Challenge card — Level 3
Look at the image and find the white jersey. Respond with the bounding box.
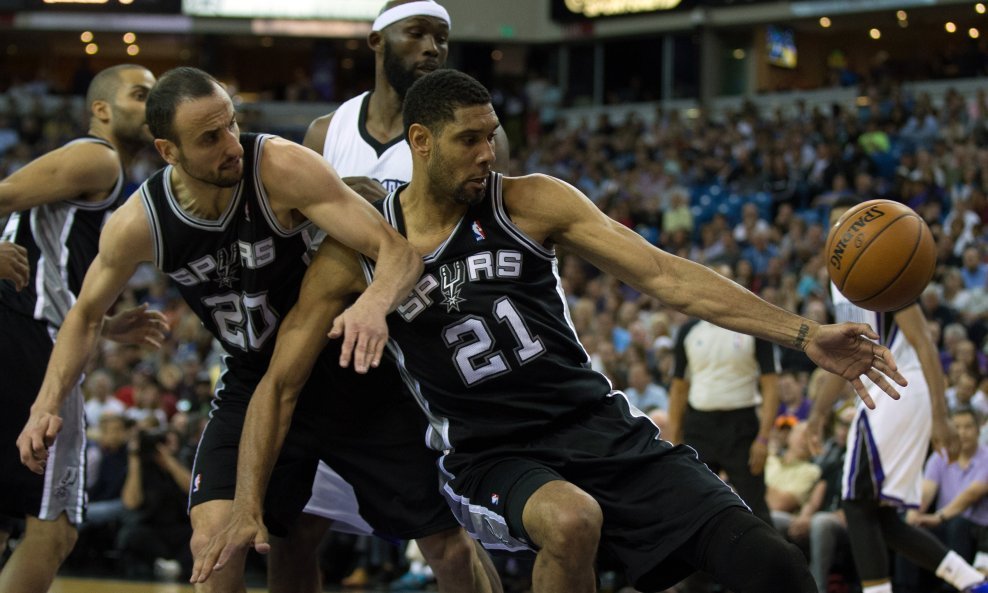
[830,283,922,375]
[831,282,931,507]
[322,91,412,194]
[306,90,416,533]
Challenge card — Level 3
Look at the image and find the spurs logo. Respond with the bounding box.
[440,261,466,312]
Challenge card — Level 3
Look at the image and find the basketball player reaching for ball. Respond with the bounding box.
[0,64,168,593]
[16,67,493,593]
[195,70,909,593]
[268,2,506,592]
[808,195,987,593]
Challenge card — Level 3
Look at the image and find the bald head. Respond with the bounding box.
[86,64,150,109]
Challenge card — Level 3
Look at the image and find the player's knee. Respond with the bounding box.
[26,516,78,561]
[734,523,814,593]
[417,528,474,576]
[536,497,602,555]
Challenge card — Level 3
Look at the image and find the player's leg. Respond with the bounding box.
[871,504,985,592]
[189,499,248,593]
[0,514,76,593]
[267,513,332,593]
[416,526,502,593]
[522,480,602,593]
[677,506,816,593]
[0,311,84,593]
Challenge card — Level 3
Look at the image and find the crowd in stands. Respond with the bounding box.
[1,70,988,592]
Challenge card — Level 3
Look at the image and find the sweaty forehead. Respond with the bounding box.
[174,91,232,132]
[450,104,498,128]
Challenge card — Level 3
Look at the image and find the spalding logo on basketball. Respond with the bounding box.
[826,199,936,312]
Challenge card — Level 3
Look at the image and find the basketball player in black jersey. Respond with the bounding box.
[1,64,167,593]
[288,2,503,592]
[194,70,910,593]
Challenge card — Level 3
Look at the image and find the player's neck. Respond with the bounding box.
[87,127,137,169]
[168,167,236,221]
[366,81,405,143]
[398,182,467,251]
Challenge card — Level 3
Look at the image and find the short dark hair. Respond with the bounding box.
[146,67,222,143]
[403,69,491,141]
[952,405,981,426]
[86,64,147,108]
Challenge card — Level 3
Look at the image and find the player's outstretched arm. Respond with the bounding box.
[896,303,958,459]
[0,141,121,216]
[191,236,367,584]
[503,174,905,407]
[261,137,422,374]
[16,196,152,474]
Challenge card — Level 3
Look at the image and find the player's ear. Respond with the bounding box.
[368,31,383,53]
[91,100,111,125]
[407,123,432,157]
[154,138,179,166]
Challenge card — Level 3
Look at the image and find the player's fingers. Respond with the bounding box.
[191,546,217,583]
[254,528,270,555]
[869,356,906,389]
[867,369,900,401]
[337,324,356,369]
[45,417,62,444]
[352,333,373,374]
[849,378,877,410]
[328,314,345,340]
[856,323,879,341]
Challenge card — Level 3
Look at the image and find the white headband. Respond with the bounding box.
[372,1,451,32]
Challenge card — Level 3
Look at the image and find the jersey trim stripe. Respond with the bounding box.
[489,173,554,261]
[252,135,313,238]
[140,183,165,269]
[162,165,243,230]
[63,137,124,211]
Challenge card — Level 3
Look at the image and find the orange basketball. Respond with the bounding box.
[825,199,936,312]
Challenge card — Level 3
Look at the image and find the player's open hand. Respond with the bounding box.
[16,408,63,474]
[328,298,389,374]
[803,322,906,409]
[102,303,169,348]
[190,508,270,584]
[0,241,29,291]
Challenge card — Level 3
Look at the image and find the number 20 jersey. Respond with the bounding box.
[366,172,612,453]
[140,134,313,377]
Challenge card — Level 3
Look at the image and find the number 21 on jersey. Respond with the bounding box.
[442,296,545,386]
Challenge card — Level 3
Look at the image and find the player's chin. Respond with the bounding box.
[453,186,485,205]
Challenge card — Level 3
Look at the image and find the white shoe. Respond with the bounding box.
[153,557,182,581]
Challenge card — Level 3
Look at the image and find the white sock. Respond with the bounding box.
[936,550,985,590]
[862,583,893,593]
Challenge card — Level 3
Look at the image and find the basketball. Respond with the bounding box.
[826,199,937,312]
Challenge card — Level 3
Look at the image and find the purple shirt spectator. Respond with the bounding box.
[924,444,988,527]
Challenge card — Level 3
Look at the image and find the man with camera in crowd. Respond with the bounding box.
[118,426,191,579]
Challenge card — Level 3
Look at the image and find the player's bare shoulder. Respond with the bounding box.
[501,173,582,241]
[302,111,337,154]
[99,192,154,265]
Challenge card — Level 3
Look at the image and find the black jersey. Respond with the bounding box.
[365,172,612,453]
[140,134,314,376]
[0,136,124,327]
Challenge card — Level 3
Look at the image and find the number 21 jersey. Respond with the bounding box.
[367,172,612,453]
